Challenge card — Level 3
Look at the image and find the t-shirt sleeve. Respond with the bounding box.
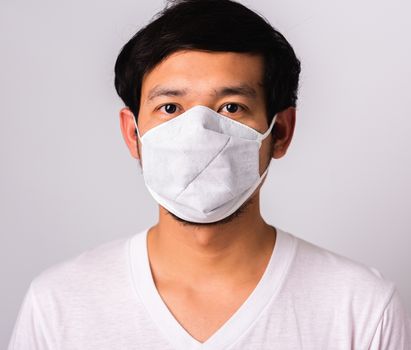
[7,283,53,350]
[369,287,411,349]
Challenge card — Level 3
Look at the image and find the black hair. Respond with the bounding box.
[114,0,301,128]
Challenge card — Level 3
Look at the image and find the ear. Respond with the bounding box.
[119,107,141,160]
[271,106,296,159]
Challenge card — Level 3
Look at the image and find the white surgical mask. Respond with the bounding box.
[133,105,277,223]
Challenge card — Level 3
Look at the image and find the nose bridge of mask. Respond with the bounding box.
[132,105,277,145]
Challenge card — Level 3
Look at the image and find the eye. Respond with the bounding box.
[220,103,245,114]
[158,103,179,114]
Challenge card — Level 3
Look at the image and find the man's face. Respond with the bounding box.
[139,50,274,173]
[133,50,276,225]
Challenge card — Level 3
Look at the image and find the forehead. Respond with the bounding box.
[141,50,265,99]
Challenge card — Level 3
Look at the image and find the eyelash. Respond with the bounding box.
[157,103,247,115]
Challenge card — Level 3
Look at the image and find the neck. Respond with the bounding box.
[146,192,277,291]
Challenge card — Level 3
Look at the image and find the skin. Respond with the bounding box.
[119,50,295,342]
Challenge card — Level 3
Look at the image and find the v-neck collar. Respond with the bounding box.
[128,226,297,350]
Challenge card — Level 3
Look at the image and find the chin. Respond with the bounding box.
[165,196,254,227]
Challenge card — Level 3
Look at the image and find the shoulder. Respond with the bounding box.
[29,234,133,304]
[289,232,394,290]
[284,231,397,322]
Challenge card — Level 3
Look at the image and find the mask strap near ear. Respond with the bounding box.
[131,116,143,174]
[256,113,278,145]
[132,115,142,140]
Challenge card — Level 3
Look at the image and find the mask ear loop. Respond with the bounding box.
[132,115,142,141]
[256,113,278,148]
[256,113,278,181]
[132,115,143,174]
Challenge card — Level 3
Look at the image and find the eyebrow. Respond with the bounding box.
[146,83,258,102]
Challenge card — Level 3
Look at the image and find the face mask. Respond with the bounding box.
[133,105,277,223]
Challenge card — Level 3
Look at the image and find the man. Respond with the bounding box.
[8,0,411,349]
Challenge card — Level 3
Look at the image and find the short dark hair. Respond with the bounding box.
[114,0,301,128]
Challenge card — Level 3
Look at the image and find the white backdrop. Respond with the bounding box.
[1,0,410,347]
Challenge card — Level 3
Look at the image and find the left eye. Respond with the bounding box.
[159,103,178,114]
[220,103,244,114]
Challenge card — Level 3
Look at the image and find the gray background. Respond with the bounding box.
[1,0,410,346]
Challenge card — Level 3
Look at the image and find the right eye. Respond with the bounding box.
[159,103,179,114]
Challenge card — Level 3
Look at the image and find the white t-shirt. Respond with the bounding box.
[8,227,411,349]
